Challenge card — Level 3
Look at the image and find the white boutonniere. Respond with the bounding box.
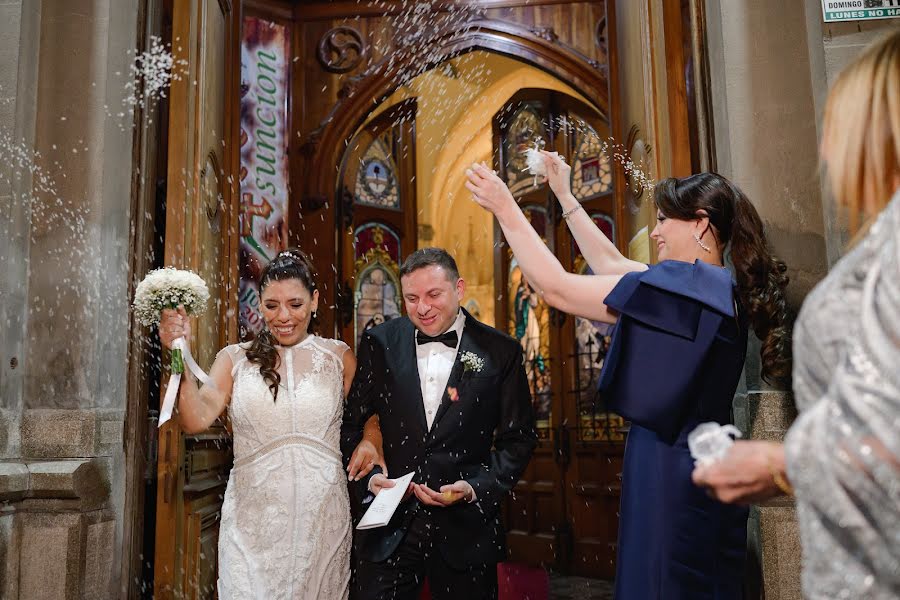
[460,351,485,374]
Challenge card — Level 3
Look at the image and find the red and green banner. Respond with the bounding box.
[239,16,291,336]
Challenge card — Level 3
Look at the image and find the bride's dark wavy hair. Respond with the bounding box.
[654,173,793,386]
[246,248,319,402]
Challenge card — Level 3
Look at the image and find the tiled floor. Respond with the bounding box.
[549,575,615,600]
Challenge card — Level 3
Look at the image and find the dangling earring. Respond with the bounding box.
[694,232,711,253]
[312,310,317,319]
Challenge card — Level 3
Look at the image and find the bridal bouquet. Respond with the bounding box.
[133,267,212,427]
[133,267,209,373]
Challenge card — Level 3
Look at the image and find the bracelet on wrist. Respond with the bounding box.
[767,455,794,497]
[561,204,583,220]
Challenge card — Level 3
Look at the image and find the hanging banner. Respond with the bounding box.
[239,17,291,336]
[822,0,900,22]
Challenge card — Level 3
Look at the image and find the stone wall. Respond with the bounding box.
[0,1,140,598]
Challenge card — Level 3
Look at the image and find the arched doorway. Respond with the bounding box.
[291,10,620,341]
[333,45,627,576]
[141,0,712,595]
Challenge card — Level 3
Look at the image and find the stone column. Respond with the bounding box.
[734,392,803,600]
[704,0,834,597]
[0,0,140,598]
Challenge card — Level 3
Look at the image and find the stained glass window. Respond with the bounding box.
[572,212,616,257]
[353,223,402,346]
[569,115,613,201]
[574,262,626,442]
[503,103,550,198]
[354,222,400,262]
[354,133,400,209]
[570,211,624,441]
[507,207,552,440]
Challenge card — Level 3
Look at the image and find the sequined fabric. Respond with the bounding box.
[217,336,352,599]
[785,190,900,599]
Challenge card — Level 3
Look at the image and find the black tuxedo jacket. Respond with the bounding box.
[341,308,537,568]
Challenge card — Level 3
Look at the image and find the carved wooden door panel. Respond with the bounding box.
[155,0,240,597]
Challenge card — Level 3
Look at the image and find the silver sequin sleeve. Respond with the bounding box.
[784,192,900,599]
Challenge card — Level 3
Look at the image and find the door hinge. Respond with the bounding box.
[553,422,571,468]
[555,519,575,571]
[144,409,159,483]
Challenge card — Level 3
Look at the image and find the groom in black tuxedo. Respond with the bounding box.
[342,247,537,600]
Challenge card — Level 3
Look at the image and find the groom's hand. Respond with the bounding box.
[413,481,475,507]
[370,474,414,500]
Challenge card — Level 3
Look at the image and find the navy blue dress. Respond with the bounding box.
[598,260,749,600]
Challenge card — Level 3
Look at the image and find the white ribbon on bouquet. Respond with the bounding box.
[159,336,213,427]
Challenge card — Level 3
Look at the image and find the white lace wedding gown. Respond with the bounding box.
[217,336,351,599]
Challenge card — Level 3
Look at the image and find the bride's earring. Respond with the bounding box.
[694,232,711,253]
[312,310,317,319]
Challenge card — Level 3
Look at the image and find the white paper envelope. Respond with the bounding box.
[356,472,416,530]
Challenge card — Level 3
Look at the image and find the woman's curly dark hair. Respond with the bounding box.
[654,173,793,387]
[246,248,319,401]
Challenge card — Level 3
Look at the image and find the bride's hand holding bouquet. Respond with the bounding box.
[159,305,192,360]
[133,267,211,426]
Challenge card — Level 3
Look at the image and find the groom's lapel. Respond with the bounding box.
[430,314,479,432]
[391,318,428,433]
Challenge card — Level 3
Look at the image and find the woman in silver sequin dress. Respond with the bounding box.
[693,30,900,599]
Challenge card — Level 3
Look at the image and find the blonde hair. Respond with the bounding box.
[822,29,900,232]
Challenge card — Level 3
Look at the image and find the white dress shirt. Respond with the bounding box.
[369,310,475,502]
[416,310,466,430]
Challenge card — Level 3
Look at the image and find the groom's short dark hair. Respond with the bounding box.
[399,247,460,281]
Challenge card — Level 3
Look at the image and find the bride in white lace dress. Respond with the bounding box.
[159,249,384,600]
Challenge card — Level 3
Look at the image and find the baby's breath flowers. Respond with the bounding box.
[133,267,209,373]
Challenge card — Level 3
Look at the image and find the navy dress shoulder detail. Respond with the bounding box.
[603,260,749,600]
[599,260,739,443]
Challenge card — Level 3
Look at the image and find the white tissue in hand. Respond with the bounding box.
[688,422,742,466]
[524,147,547,177]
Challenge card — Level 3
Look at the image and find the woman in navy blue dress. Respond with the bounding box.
[466,160,791,599]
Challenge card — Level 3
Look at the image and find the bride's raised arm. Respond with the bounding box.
[159,306,233,434]
[540,151,645,276]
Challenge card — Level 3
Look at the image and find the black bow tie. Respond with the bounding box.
[416,330,458,348]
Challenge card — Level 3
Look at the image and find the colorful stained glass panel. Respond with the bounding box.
[355,134,400,209]
[507,206,552,439]
[574,262,626,442]
[569,115,613,201]
[353,223,402,346]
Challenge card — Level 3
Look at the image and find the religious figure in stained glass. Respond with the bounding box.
[356,265,401,346]
[508,257,552,439]
[354,224,402,347]
[514,277,543,370]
